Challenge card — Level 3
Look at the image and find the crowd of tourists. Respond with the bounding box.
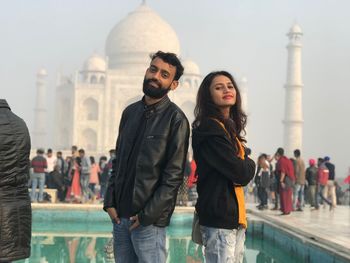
[29,146,115,204]
[29,143,348,216]
[29,143,348,217]
[29,145,201,206]
[251,148,346,214]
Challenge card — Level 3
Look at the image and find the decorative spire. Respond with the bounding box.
[142,0,146,5]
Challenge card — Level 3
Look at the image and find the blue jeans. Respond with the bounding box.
[200,225,246,263]
[113,218,167,263]
[31,172,45,202]
[293,184,305,209]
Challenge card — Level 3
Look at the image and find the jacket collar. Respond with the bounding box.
[0,99,10,110]
[142,95,170,118]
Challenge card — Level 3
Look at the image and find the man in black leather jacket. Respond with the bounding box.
[0,99,31,262]
[103,51,190,263]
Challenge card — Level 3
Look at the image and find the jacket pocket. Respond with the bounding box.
[146,134,167,139]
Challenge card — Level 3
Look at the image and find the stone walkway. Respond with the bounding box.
[246,203,350,259]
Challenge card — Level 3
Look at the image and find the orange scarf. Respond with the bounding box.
[234,138,247,229]
[212,119,248,229]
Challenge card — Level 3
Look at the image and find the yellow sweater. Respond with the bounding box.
[234,138,247,229]
[212,119,247,229]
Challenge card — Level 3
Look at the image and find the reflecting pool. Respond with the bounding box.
[14,211,347,263]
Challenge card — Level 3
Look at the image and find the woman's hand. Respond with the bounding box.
[129,215,140,231]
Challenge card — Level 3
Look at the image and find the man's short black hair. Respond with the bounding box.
[78,149,85,154]
[109,149,116,154]
[150,51,184,81]
[275,147,284,156]
[294,149,301,157]
[37,148,44,154]
[47,148,53,154]
[100,156,108,161]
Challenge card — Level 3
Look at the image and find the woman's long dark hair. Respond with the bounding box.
[192,71,247,143]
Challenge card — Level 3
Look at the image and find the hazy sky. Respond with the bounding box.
[1,0,350,178]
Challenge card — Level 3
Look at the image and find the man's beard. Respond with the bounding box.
[143,78,171,99]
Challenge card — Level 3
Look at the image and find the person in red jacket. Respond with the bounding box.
[316,158,331,209]
[30,148,48,202]
[274,147,295,215]
[187,156,198,205]
[187,157,197,188]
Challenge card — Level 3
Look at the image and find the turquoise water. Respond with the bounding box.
[15,211,347,263]
[17,232,295,263]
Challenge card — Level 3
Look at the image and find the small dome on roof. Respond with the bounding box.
[182,59,200,75]
[288,23,302,35]
[83,54,106,72]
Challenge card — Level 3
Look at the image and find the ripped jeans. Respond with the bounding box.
[200,225,246,263]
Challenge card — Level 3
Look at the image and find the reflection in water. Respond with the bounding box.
[256,251,273,263]
[16,227,305,263]
[103,238,114,262]
[16,234,301,263]
[23,236,112,263]
[22,235,289,263]
[168,238,204,263]
[18,236,206,263]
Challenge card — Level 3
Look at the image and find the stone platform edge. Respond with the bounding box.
[247,208,350,261]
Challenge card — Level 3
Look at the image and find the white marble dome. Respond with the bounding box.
[105,3,181,69]
[182,59,200,75]
[289,23,302,35]
[83,54,106,72]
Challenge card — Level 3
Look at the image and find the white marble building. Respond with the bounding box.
[36,3,302,157]
[53,3,201,154]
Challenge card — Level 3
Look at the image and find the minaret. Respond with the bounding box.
[33,69,48,148]
[283,23,303,156]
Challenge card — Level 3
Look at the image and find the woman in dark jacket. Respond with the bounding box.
[0,99,31,262]
[192,71,255,263]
